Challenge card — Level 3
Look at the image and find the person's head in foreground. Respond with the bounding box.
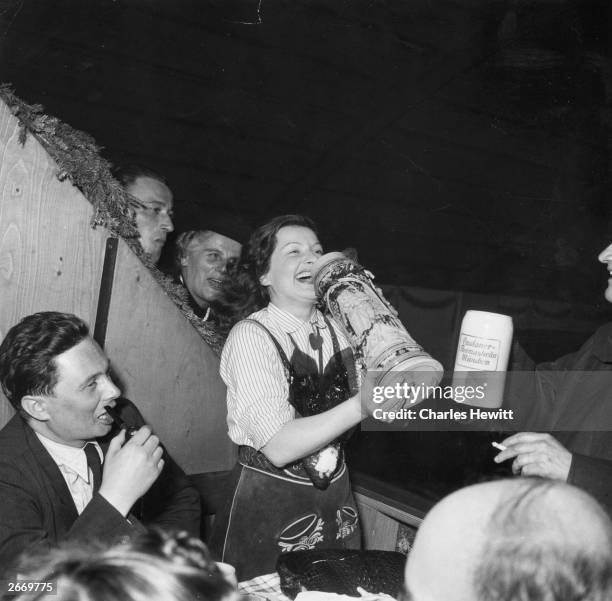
[115,165,174,265]
[14,529,236,601]
[129,527,236,585]
[403,478,612,601]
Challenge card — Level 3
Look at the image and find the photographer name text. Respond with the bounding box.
[371,406,515,422]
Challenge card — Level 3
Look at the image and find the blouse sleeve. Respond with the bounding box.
[220,320,295,450]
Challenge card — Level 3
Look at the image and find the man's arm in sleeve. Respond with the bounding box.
[568,453,612,515]
[504,343,583,431]
[142,451,201,537]
[0,462,140,578]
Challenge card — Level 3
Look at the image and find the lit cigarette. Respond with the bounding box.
[492,441,507,451]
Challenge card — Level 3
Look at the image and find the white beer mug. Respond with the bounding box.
[452,310,513,408]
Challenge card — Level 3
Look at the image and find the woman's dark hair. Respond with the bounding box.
[212,214,317,336]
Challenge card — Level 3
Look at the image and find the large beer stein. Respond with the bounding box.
[312,252,443,410]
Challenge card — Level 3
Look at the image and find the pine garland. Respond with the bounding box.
[0,85,224,355]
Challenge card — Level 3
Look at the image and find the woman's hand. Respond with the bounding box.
[261,393,363,467]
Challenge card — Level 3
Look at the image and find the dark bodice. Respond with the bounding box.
[239,316,357,489]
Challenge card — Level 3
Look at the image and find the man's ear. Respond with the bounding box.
[20,395,51,422]
[180,255,189,267]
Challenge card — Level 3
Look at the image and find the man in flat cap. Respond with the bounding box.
[174,213,250,323]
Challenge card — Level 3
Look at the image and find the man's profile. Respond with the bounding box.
[115,165,174,265]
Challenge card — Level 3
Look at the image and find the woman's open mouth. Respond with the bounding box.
[296,271,312,284]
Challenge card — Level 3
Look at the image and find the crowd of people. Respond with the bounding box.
[0,164,611,599]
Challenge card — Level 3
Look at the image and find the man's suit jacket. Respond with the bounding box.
[570,453,612,515]
[0,399,200,576]
[506,323,612,514]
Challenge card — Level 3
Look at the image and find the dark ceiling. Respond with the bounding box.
[0,0,610,305]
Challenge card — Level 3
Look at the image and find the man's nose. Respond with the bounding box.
[216,258,232,275]
[101,375,121,401]
[160,214,174,232]
[598,243,612,263]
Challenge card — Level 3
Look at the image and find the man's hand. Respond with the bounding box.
[98,426,164,516]
[494,432,572,481]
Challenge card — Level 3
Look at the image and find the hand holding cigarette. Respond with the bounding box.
[492,432,572,481]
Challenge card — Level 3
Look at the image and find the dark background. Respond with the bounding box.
[2,0,611,507]
[1,0,610,310]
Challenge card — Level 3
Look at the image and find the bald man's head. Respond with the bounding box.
[404,479,612,601]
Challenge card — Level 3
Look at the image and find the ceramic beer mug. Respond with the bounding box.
[452,310,513,408]
[312,252,443,413]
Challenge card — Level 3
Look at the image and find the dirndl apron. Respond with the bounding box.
[211,317,361,580]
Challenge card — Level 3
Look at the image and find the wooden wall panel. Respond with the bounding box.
[103,240,235,474]
[354,490,422,551]
[0,101,107,428]
[0,98,233,476]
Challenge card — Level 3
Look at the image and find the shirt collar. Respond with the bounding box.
[186,291,211,321]
[36,433,102,484]
[267,302,327,334]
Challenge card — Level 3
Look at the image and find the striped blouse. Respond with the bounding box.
[220,303,354,449]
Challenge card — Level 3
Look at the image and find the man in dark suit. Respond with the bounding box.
[494,239,612,513]
[0,311,200,576]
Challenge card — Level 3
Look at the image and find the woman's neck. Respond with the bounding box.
[270,299,315,322]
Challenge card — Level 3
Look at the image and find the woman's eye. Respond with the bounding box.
[314,248,323,255]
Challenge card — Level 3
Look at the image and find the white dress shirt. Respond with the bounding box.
[36,433,103,514]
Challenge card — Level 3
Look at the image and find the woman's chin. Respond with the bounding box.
[289,286,317,304]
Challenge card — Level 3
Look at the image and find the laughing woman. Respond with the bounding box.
[211,215,364,579]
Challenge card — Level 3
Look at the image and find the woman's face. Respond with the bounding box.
[260,225,323,313]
